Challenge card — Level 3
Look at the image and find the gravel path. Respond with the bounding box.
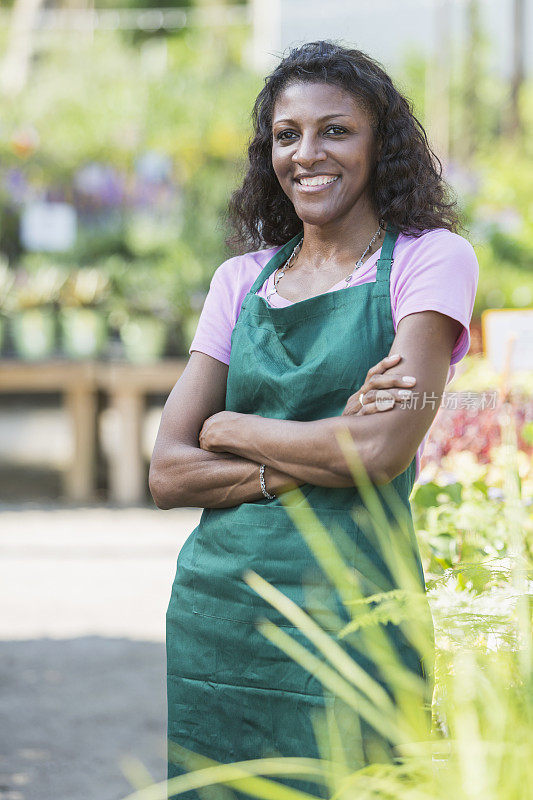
[0,505,202,800]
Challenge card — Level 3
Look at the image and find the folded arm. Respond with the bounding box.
[199,310,464,487]
[148,352,304,510]
[150,310,462,509]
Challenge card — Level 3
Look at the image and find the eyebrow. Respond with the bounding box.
[272,113,352,126]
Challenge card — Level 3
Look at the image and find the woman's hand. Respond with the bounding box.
[341,353,417,416]
[198,410,244,452]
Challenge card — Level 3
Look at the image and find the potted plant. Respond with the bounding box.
[58,267,109,359]
[107,258,178,363]
[6,261,65,360]
[0,259,15,356]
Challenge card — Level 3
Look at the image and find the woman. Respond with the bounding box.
[150,41,479,798]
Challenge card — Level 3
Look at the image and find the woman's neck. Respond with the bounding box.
[298,208,384,272]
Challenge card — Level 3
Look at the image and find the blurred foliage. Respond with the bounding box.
[465,140,533,314]
[412,354,533,598]
[0,23,260,355]
[413,443,533,592]
[399,44,532,317]
[0,14,531,360]
[0,1,249,11]
[0,26,256,178]
[449,353,533,395]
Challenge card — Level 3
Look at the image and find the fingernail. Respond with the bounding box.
[402,376,416,383]
[398,389,412,398]
[386,354,400,359]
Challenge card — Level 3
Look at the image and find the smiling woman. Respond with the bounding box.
[150,40,479,800]
[272,84,377,227]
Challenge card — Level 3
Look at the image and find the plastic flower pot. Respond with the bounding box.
[119,315,167,363]
[59,307,107,359]
[11,308,56,360]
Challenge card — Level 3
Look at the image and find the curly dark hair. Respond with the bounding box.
[226,40,463,251]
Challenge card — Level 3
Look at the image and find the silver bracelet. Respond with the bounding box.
[259,464,276,500]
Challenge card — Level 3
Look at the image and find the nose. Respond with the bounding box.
[291,132,327,169]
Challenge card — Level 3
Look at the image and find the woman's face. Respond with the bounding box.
[271,81,378,227]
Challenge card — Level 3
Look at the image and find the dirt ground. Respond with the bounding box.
[0,505,202,800]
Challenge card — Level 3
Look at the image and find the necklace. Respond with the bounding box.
[266,219,385,302]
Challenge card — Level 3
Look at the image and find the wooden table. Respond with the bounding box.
[97,360,186,504]
[0,359,187,504]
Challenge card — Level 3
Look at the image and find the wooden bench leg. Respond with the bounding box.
[107,389,145,505]
[64,386,97,503]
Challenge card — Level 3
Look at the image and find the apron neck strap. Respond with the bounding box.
[374,223,399,298]
[249,232,303,296]
[248,223,400,298]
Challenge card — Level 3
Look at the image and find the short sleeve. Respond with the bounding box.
[188,250,274,365]
[390,230,479,365]
[188,260,237,365]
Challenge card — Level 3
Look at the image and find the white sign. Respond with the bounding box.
[20,202,77,252]
[482,309,533,372]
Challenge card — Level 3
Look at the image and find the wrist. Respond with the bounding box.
[217,411,249,454]
[261,465,302,495]
[227,413,263,459]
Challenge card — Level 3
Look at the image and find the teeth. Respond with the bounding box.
[299,175,338,186]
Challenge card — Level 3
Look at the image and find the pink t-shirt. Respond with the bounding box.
[189,227,479,481]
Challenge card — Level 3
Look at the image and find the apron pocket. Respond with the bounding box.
[191,517,263,623]
[191,506,363,627]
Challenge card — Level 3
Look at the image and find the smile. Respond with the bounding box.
[295,175,340,192]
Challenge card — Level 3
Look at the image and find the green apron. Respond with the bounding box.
[166,224,434,799]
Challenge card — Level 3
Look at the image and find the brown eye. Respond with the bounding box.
[275,125,347,142]
[276,131,293,142]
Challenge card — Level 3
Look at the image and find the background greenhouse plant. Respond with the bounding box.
[0,22,532,361]
[117,406,532,800]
